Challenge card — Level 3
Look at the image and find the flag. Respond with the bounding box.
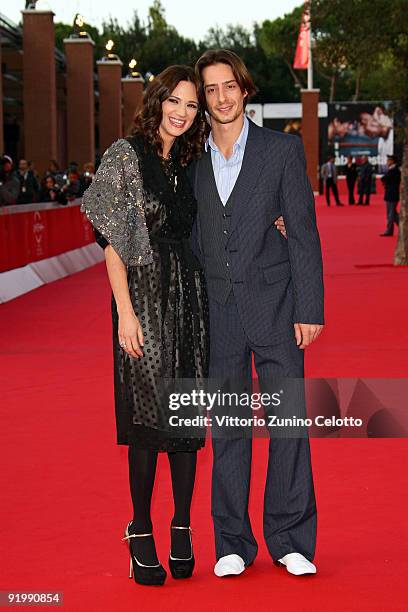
[293,7,310,70]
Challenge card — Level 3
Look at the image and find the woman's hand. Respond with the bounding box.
[103,245,144,359]
[118,311,144,359]
[274,215,287,238]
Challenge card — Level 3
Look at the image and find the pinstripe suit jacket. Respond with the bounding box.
[189,120,324,346]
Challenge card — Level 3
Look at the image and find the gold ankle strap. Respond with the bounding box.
[171,526,192,531]
[122,532,153,541]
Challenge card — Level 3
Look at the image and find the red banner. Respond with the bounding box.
[0,201,95,273]
[294,7,310,70]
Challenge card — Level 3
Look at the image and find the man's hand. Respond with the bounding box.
[274,215,287,238]
[294,323,323,349]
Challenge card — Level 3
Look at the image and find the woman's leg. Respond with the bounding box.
[128,445,159,564]
[168,451,197,557]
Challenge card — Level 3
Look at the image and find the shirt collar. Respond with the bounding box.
[205,115,249,154]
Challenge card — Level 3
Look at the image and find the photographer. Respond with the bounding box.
[60,170,82,201]
[47,160,65,187]
[80,162,95,194]
[0,155,20,206]
[40,175,67,205]
[17,159,40,204]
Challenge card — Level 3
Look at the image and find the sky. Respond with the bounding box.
[6,0,301,41]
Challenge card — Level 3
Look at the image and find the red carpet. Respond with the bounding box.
[1,187,407,611]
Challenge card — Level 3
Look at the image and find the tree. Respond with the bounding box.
[141,0,198,74]
[258,7,306,91]
[147,0,167,32]
[310,4,349,102]
[313,0,387,101]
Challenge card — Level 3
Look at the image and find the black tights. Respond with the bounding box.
[128,446,197,563]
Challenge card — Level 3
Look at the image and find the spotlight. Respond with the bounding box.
[71,13,90,39]
[75,13,84,28]
[102,39,120,61]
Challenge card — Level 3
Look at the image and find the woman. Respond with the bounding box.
[82,65,209,587]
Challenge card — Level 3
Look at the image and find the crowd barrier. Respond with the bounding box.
[0,199,97,272]
[0,200,104,302]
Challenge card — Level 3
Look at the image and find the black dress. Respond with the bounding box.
[92,135,209,451]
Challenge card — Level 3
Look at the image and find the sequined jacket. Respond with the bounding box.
[80,138,154,266]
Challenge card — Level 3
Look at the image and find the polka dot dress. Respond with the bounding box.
[111,136,209,451]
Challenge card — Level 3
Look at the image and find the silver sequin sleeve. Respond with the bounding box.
[80,138,153,266]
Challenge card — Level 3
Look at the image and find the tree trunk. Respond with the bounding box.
[394,111,408,265]
[285,59,305,89]
[352,69,361,101]
[329,74,336,102]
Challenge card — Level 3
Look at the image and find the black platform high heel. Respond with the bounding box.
[169,526,195,579]
[122,522,167,586]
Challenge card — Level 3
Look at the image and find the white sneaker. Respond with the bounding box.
[277,553,316,575]
[214,554,245,577]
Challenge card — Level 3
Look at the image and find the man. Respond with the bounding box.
[380,155,401,236]
[357,156,373,205]
[345,155,358,205]
[321,155,343,206]
[17,159,40,204]
[190,50,324,578]
[0,155,20,206]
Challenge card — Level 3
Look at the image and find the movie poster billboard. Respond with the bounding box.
[328,102,394,170]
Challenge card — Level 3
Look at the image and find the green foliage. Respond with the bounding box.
[54,21,101,54]
[148,0,168,33]
[98,13,147,71]
[258,7,306,93]
[258,6,303,67]
[53,0,408,104]
[378,0,408,104]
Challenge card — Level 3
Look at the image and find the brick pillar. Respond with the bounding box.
[97,59,122,153]
[0,41,4,154]
[64,37,95,167]
[301,89,320,194]
[122,77,144,137]
[22,10,57,175]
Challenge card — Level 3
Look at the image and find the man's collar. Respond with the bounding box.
[205,115,249,153]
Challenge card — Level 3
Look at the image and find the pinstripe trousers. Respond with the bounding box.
[209,292,317,565]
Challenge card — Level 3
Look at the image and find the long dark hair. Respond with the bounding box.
[131,65,206,166]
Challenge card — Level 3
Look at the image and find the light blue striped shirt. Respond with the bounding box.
[205,115,249,206]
